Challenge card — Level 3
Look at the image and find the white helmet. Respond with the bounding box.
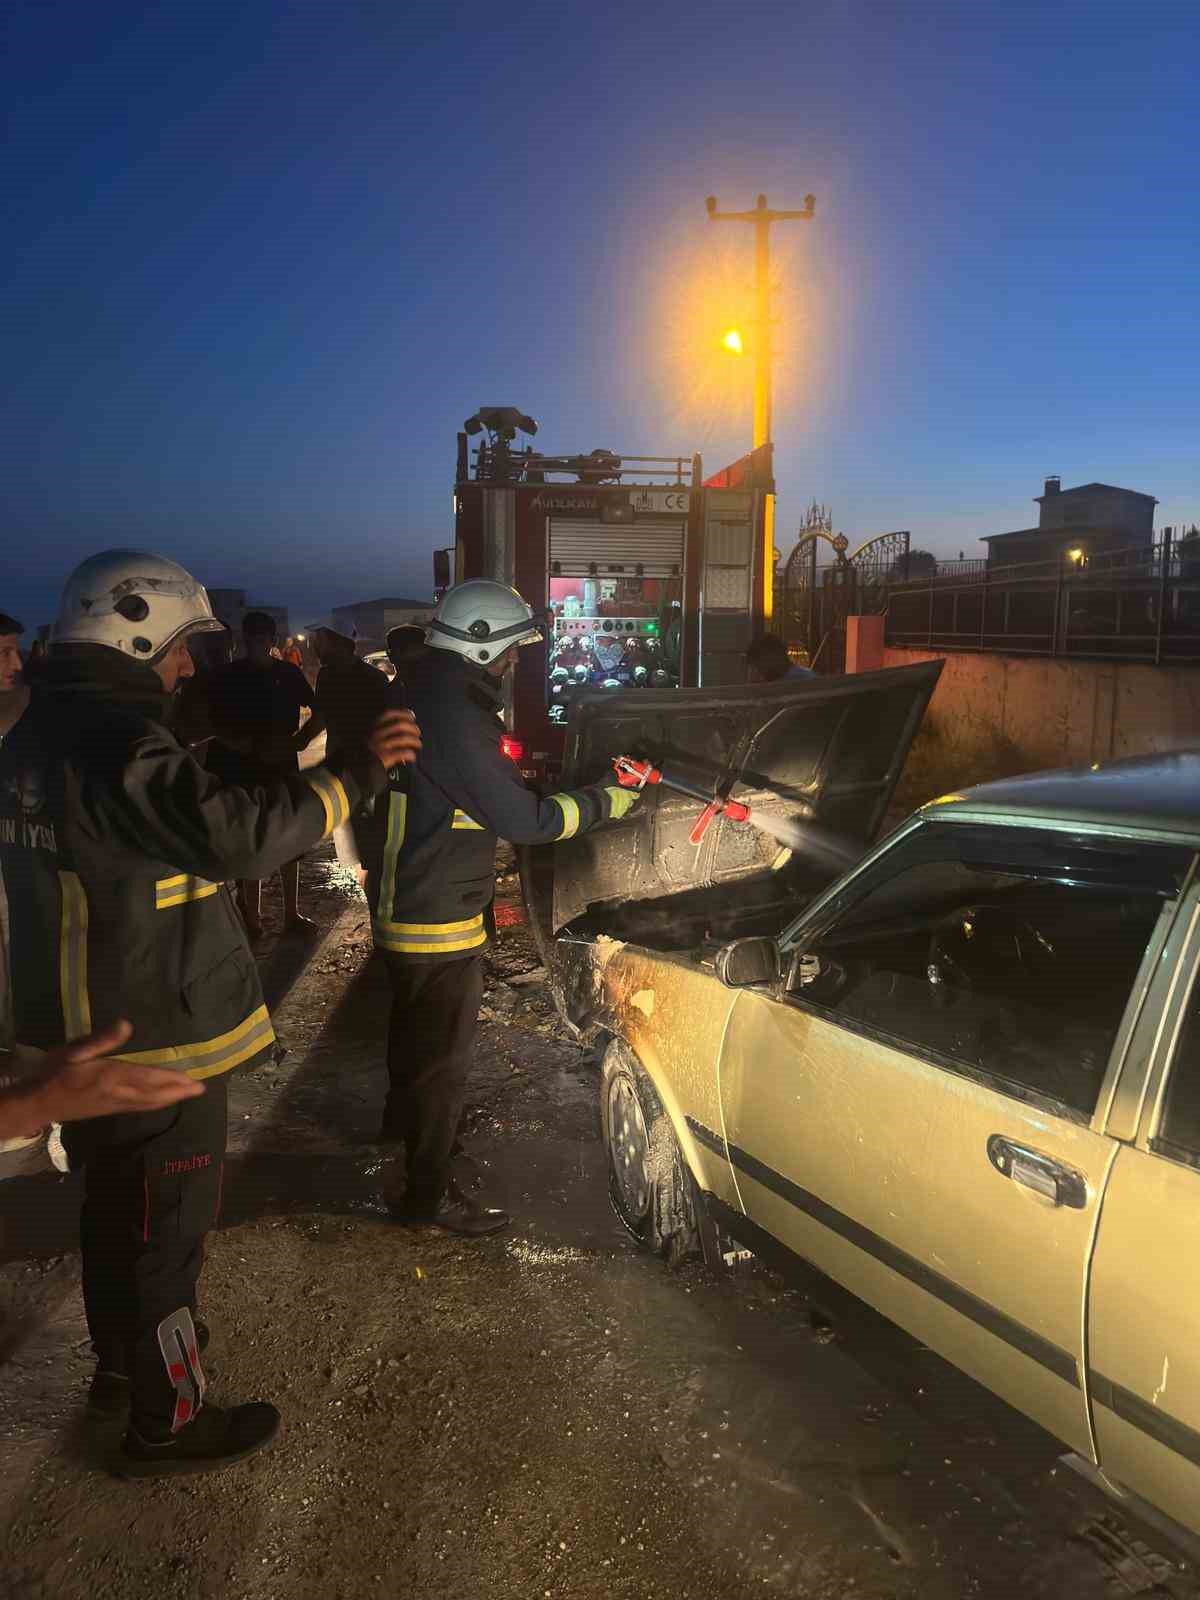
[53,549,225,660]
[426,579,542,666]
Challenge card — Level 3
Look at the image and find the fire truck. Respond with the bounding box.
[440,407,777,782]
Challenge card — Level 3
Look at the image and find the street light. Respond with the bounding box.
[708,192,815,623]
[706,191,816,452]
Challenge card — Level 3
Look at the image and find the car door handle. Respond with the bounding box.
[987,1135,1087,1209]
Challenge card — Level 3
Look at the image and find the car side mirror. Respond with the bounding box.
[715,936,781,989]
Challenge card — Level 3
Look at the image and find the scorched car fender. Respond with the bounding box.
[577,938,738,1203]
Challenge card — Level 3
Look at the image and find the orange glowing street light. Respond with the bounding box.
[708,191,816,623]
[706,191,816,452]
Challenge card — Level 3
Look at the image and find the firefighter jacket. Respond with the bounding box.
[0,648,379,1080]
[361,651,620,962]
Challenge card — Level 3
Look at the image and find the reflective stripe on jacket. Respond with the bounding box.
[360,652,612,961]
[0,652,371,1079]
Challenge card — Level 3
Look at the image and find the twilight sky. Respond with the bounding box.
[3,0,1198,630]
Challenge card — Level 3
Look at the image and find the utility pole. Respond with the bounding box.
[705,192,816,451]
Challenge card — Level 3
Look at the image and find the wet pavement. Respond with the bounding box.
[1,847,1197,1599]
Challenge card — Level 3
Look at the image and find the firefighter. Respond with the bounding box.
[0,549,419,1476]
[361,579,641,1237]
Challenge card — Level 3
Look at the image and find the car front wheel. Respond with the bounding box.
[600,1038,699,1267]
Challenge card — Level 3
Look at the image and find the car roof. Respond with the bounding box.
[922,750,1200,841]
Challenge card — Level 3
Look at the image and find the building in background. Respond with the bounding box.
[326,596,434,656]
[982,476,1157,569]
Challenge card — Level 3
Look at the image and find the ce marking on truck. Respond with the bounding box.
[630,490,690,515]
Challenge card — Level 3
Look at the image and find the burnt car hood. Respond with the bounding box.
[540,660,943,932]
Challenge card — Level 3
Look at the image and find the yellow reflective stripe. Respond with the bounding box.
[375,914,484,935]
[157,884,220,909]
[374,925,488,955]
[376,935,488,955]
[185,1024,275,1081]
[58,871,92,1039]
[451,809,485,830]
[155,876,220,909]
[376,792,408,922]
[372,912,488,954]
[550,793,581,840]
[119,1004,275,1080]
[304,769,351,839]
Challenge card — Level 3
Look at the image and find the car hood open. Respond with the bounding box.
[539,660,943,932]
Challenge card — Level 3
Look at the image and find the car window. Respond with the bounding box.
[1157,960,1200,1160]
[793,823,1190,1117]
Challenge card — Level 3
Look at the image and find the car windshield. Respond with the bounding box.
[789,822,1194,1116]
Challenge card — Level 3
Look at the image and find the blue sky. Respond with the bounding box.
[3,0,1198,629]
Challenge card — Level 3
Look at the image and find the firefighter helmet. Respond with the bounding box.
[426,580,542,666]
[53,550,225,659]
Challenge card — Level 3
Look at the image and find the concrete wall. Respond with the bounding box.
[884,647,1200,809]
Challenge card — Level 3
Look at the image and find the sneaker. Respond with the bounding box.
[47,1124,70,1173]
[87,1318,211,1419]
[114,1401,280,1479]
[390,1189,509,1238]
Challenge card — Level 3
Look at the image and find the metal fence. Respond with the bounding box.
[885,529,1200,663]
[779,530,911,672]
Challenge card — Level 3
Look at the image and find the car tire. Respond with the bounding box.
[600,1038,700,1267]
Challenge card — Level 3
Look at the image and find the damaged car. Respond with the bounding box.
[523,666,1200,1544]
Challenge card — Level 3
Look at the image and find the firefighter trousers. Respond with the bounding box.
[380,952,484,1210]
[62,1074,227,1438]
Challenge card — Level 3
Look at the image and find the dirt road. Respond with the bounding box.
[1,850,1195,1600]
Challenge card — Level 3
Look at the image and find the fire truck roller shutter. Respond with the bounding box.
[547,520,685,579]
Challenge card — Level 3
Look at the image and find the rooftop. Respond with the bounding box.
[980,524,1138,543]
[924,751,1200,840]
[1035,481,1158,504]
[979,526,1041,543]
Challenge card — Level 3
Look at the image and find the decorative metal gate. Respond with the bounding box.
[781,524,909,671]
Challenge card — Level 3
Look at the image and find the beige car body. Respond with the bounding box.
[566,758,1200,1542]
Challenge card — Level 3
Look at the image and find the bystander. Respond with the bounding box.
[206,610,320,938]
[745,633,815,683]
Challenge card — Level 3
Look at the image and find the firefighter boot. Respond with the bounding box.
[114,1401,280,1479]
[390,1179,509,1238]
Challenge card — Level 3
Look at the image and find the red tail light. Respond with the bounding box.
[499,734,525,762]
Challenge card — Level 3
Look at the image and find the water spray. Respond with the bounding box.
[611,755,857,869]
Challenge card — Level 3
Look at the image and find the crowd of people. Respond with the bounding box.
[0,552,637,1480]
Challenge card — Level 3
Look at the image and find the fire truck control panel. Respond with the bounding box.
[447,406,775,779]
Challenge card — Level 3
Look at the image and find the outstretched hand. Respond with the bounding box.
[0,1021,204,1140]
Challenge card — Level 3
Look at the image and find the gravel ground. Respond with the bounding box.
[1,847,1197,1600]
